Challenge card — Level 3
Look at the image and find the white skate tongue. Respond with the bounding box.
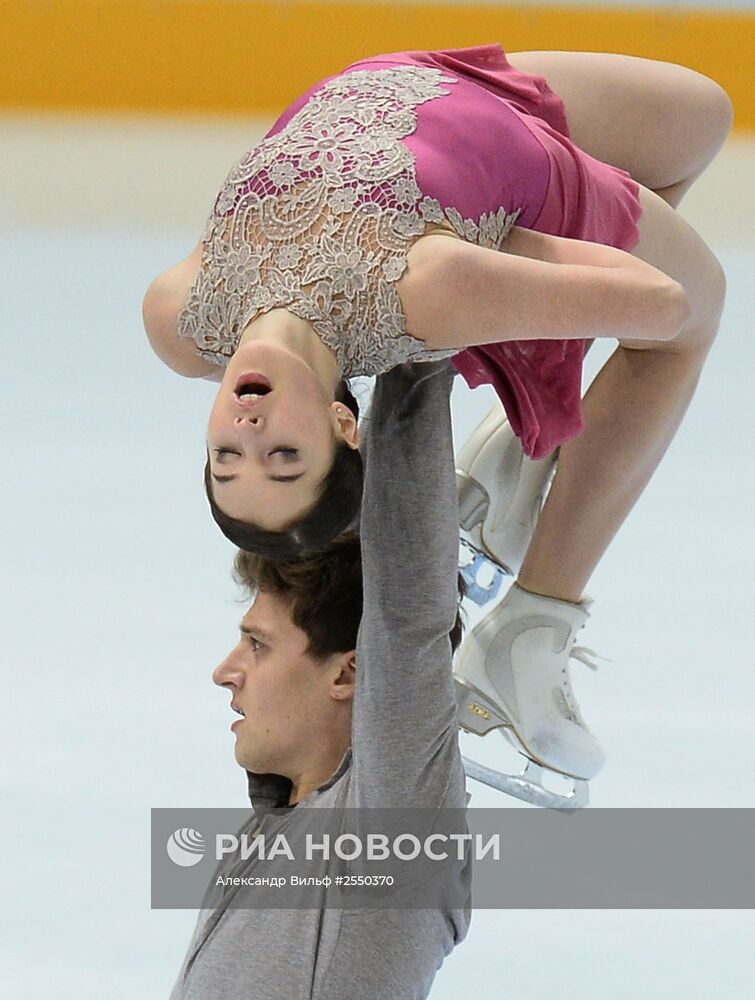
[571,645,612,671]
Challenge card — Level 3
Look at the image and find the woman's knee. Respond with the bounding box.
[669,254,726,353]
[630,186,727,333]
[704,78,735,151]
[686,247,727,331]
[619,248,725,355]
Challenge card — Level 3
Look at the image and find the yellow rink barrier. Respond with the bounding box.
[1,1,752,130]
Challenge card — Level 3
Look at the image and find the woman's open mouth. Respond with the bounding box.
[234,371,273,404]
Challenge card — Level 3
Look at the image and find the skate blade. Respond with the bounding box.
[461,755,588,811]
[458,537,511,606]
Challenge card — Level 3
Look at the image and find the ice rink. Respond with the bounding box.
[1,112,753,997]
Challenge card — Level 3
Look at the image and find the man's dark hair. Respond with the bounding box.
[233,531,468,660]
[205,381,362,560]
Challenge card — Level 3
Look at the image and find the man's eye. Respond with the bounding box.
[248,636,264,651]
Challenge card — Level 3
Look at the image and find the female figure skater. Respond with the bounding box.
[143,44,730,553]
[143,45,732,791]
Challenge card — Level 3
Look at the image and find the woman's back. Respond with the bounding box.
[165,43,644,459]
[175,53,549,378]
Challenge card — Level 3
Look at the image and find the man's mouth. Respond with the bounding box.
[230,704,246,732]
[234,371,272,403]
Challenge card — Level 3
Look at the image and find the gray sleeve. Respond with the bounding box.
[350,360,465,808]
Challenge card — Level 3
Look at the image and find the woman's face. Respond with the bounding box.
[207,341,356,529]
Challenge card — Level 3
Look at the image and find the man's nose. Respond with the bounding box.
[212,652,245,688]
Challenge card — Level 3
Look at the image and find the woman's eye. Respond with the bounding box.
[215,448,240,461]
[272,448,298,461]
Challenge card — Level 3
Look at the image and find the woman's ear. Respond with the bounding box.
[331,403,360,449]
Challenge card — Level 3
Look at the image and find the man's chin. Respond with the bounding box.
[233,741,251,769]
[234,742,271,774]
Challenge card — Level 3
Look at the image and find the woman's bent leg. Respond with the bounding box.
[516,185,727,602]
[505,50,733,201]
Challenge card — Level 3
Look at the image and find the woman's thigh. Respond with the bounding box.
[615,183,726,352]
[505,50,733,190]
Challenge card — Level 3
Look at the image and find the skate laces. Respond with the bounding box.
[560,646,611,725]
[570,646,612,672]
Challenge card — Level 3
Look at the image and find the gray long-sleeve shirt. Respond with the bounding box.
[169,360,470,999]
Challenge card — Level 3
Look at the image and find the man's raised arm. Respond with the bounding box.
[351,360,464,808]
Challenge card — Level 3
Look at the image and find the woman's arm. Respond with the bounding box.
[142,241,221,379]
[142,275,219,378]
[200,366,225,383]
[398,227,691,351]
[498,225,637,268]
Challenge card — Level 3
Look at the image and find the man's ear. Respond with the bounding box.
[331,651,356,702]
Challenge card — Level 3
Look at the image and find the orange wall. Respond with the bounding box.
[1,1,752,128]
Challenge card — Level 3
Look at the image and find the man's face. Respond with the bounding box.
[212,590,351,776]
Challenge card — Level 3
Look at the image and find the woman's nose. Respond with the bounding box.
[233,414,265,440]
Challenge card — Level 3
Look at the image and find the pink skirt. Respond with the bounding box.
[365,44,645,459]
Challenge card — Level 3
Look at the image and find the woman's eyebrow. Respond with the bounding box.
[211,472,304,484]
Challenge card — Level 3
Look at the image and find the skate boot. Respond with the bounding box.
[455,581,609,787]
[457,402,558,590]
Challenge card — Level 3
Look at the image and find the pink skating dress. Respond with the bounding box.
[179,43,643,459]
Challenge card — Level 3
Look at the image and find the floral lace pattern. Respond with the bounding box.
[177,65,524,376]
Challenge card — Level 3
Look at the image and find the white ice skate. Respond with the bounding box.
[456,401,559,605]
[456,581,610,811]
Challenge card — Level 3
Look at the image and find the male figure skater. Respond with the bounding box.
[169,360,471,999]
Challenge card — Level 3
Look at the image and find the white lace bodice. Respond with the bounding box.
[177,65,523,376]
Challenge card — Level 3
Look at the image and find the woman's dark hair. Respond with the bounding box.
[233,531,468,660]
[205,380,363,560]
